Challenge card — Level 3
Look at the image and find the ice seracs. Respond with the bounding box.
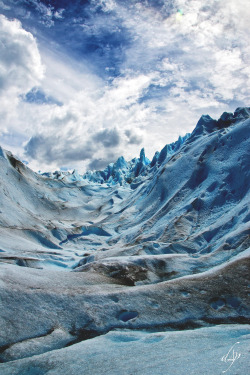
[77,134,189,186]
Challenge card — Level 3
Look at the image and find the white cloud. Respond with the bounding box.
[0,15,44,96]
[0,14,44,135]
[113,0,249,116]
[23,71,154,172]
[1,1,249,173]
[94,0,117,12]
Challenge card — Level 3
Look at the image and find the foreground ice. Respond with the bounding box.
[1,325,249,375]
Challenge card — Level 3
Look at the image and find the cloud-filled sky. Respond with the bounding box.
[0,0,249,172]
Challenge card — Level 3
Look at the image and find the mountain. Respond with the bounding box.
[0,108,249,374]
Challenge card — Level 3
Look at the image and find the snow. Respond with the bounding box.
[0,107,249,373]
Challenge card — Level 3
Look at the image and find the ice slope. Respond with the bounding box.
[0,147,129,269]
[73,108,250,284]
[0,107,249,373]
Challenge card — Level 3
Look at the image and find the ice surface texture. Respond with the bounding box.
[1,325,249,375]
[0,108,249,373]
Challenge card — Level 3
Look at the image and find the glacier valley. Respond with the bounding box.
[0,108,249,374]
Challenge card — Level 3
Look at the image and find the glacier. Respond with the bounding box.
[0,108,249,374]
[43,133,190,186]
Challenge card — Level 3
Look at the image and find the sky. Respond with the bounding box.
[0,0,249,172]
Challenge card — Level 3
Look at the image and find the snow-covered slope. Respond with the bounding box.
[0,108,249,373]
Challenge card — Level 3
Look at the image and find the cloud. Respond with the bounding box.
[18,66,155,172]
[93,0,117,13]
[22,77,150,172]
[25,134,94,164]
[54,8,65,20]
[115,0,250,120]
[0,14,44,96]
[88,156,116,170]
[125,129,143,145]
[15,0,55,27]
[92,128,120,148]
[0,1,249,173]
[0,14,45,147]
[24,122,124,172]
